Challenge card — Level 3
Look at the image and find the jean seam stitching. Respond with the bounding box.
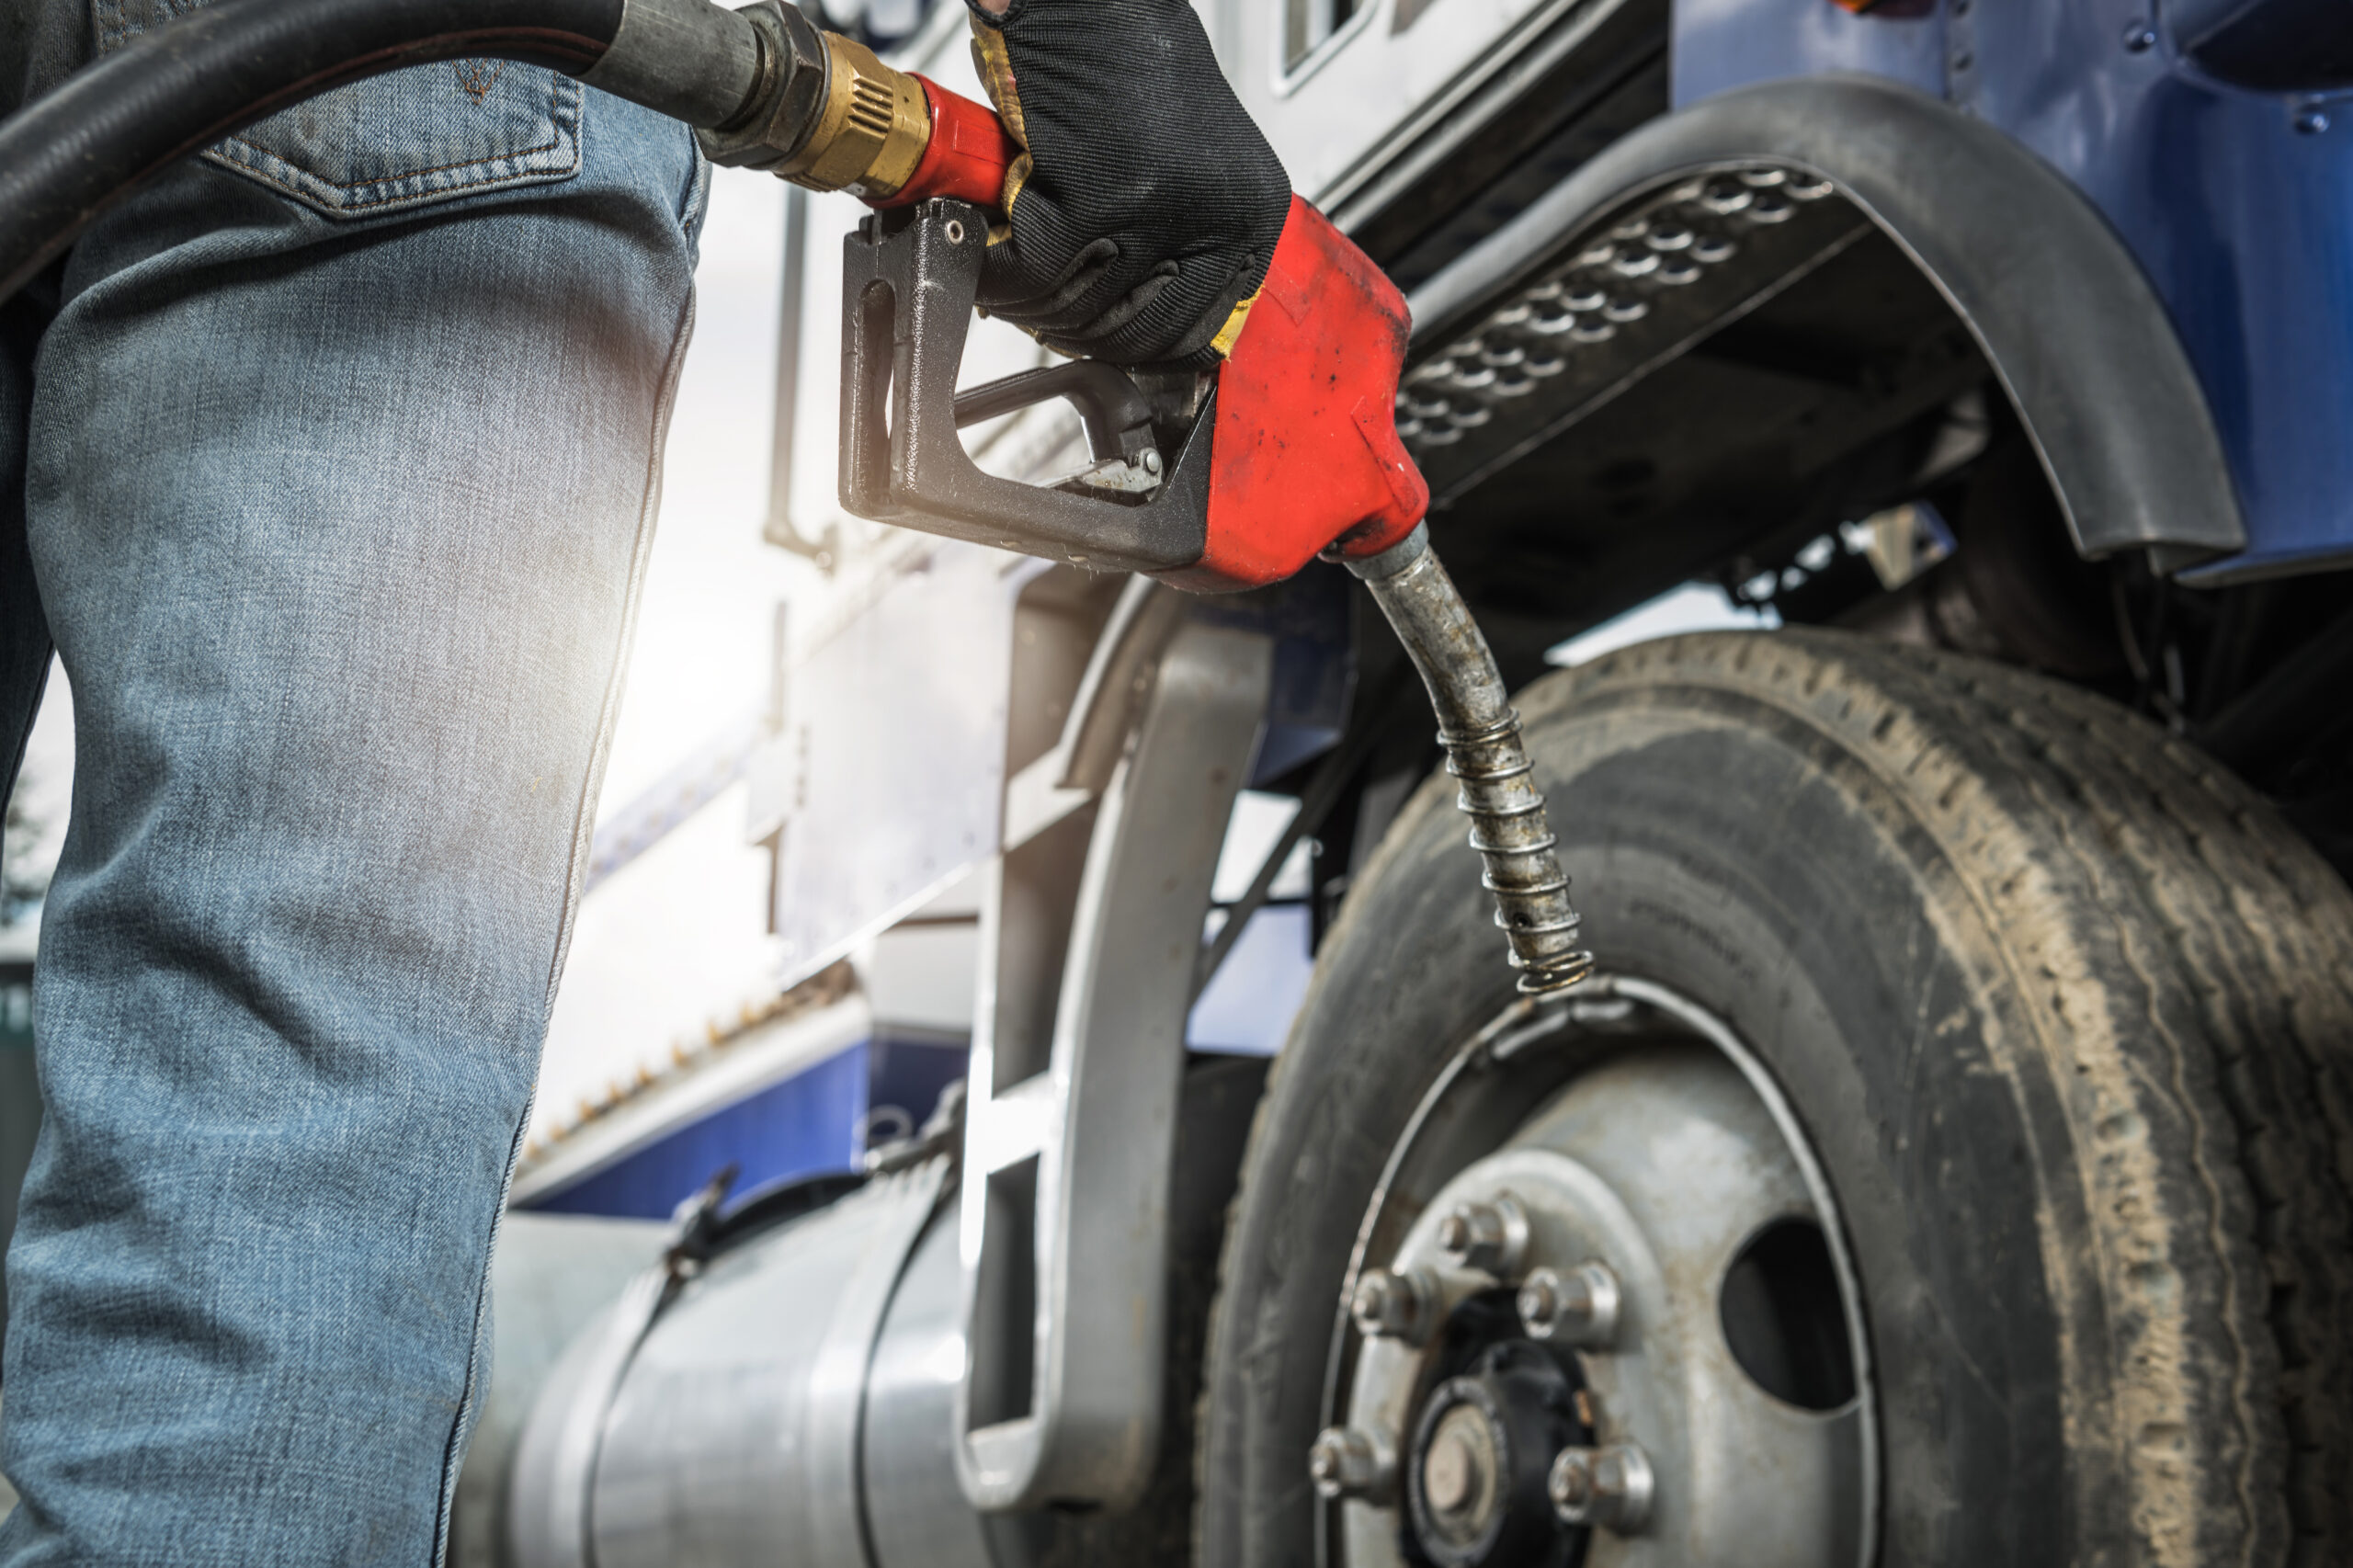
[205,143,579,210]
[424,279,700,1568]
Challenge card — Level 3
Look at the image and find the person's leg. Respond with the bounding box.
[0,44,706,1567]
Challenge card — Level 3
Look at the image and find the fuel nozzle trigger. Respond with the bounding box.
[951,359,1174,497]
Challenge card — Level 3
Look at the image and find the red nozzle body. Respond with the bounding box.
[872,76,1019,210]
[1160,197,1429,593]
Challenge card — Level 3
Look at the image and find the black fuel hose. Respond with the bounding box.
[0,0,772,303]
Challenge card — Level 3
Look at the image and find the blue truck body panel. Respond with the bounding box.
[1677,0,1949,102]
[1676,0,2353,582]
[522,1034,968,1221]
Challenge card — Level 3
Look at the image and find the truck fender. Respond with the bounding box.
[1408,74,2245,564]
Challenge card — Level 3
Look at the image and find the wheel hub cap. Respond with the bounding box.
[1316,983,1875,1568]
[1404,1343,1586,1566]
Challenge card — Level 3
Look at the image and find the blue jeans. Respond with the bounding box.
[0,8,707,1559]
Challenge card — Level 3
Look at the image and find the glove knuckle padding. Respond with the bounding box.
[967,0,1290,369]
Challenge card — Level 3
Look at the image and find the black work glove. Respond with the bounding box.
[965,0,1291,369]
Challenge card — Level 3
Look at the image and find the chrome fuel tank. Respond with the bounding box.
[501,1056,1267,1568]
[593,1164,943,1566]
[506,1162,950,1568]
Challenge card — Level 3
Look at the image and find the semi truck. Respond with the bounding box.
[365,0,2353,1563]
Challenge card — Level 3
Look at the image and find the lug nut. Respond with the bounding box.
[1308,1425,1397,1503]
[1351,1267,1433,1343]
[1435,1193,1529,1278]
[1548,1443,1654,1533]
[1517,1261,1622,1346]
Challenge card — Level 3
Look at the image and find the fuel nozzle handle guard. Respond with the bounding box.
[838,199,1213,574]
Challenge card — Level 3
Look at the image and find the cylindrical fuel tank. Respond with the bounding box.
[585,1161,950,1567]
[449,1212,666,1568]
[861,1193,1051,1568]
[504,1056,1267,1568]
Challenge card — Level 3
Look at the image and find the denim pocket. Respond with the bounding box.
[96,0,585,220]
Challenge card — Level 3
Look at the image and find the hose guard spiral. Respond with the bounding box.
[1347,525,1593,994]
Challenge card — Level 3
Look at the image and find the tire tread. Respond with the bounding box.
[1548,631,2353,1564]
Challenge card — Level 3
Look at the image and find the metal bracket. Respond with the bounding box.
[951,617,1274,1512]
[1000,574,1189,848]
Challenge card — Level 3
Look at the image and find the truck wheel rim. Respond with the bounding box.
[1312,973,1878,1568]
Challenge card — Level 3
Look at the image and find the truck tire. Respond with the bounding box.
[1197,629,2353,1567]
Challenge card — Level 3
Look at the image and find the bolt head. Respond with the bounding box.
[1519,1261,1620,1346]
[1550,1443,1654,1534]
[1517,1273,1560,1330]
[1308,1425,1395,1503]
[1547,1449,1592,1513]
[1352,1267,1427,1340]
[1433,1194,1529,1278]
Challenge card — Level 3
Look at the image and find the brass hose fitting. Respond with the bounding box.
[687,0,926,199]
[694,1,932,199]
[782,32,931,197]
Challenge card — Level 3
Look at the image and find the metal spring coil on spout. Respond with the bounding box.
[1346,524,1594,994]
[1443,712,1593,992]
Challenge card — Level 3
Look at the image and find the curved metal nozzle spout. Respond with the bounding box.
[1347,523,1594,994]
